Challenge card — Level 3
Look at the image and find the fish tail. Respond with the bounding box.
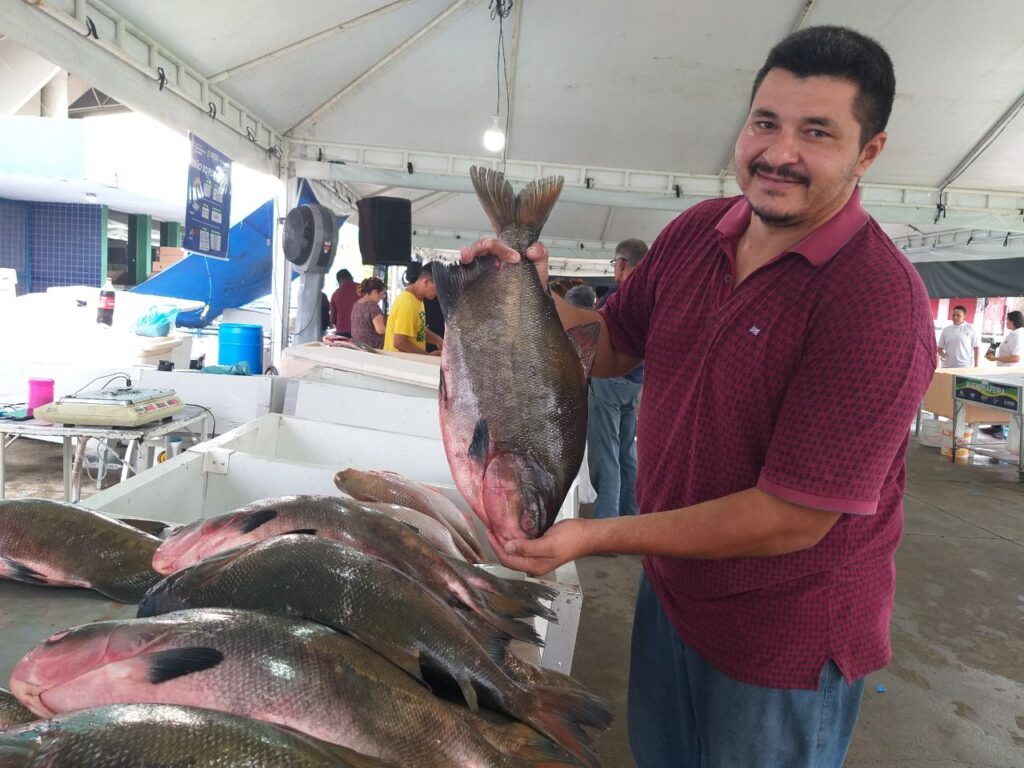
[470,166,518,235]
[503,651,590,692]
[477,720,582,765]
[518,687,612,768]
[469,166,565,244]
[514,174,564,238]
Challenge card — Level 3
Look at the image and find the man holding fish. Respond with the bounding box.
[458,25,935,768]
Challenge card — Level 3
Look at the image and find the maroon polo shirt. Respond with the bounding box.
[330,283,360,334]
[601,188,936,689]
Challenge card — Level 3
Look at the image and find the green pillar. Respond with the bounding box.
[128,214,152,285]
[99,205,109,285]
[159,221,182,247]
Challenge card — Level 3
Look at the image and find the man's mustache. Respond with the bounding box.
[750,161,810,185]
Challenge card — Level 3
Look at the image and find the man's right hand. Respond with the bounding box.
[459,239,550,286]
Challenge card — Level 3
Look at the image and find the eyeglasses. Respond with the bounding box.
[609,257,626,266]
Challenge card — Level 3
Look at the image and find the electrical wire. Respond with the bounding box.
[185,403,217,437]
[70,373,132,396]
[490,0,513,172]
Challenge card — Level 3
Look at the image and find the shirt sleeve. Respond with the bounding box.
[971,326,980,347]
[757,264,937,516]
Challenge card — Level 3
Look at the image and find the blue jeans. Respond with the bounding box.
[628,574,864,768]
[587,377,642,519]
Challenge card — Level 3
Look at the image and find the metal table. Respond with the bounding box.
[951,373,1024,482]
[0,406,212,501]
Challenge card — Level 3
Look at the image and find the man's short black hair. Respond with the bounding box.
[1006,310,1023,329]
[337,269,353,282]
[952,305,968,314]
[752,25,895,148]
[615,238,648,268]
[404,261,435,285]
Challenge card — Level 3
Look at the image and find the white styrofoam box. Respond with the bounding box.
[285,377,440,439]
[84,413,582,672]
[279,342,440,391]
[291,365,437,399]
[139,370,287,435]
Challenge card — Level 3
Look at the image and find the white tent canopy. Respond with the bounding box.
[4,0,1024,252]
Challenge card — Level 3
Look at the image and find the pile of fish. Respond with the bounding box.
[0,490,611,766]
[431,167,599,546]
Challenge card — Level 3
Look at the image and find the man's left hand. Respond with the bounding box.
[487,518,595,576]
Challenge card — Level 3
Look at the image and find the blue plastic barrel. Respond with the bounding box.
[218,323,263,374]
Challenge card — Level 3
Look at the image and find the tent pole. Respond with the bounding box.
[270,153,294,367]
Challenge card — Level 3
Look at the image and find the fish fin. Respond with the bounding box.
[566,321,601,378]
[398,520,421,534]
[238,507,278,533]
[93,575,160,604]
[481,589,558,623]
[521,687,613,768]
[468,418,490,465]
[470,166,518,235]
[145,647,225,684]
[438,365,449,406]
[457,675,480,713]
[501,578,560,606]
[0,557,48,585]
[283,528,318,536]
[431,255,496,319]
[512,173,565,238]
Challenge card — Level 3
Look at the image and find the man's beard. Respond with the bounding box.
[746,161,810,228]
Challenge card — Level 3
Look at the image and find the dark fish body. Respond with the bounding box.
[153,495,553,643]
[138,536,610,767]
[432,168,599,543]
[0,703,391,767]
[0,499,160,602]
[0,689,33,729]
[10,609,570,768]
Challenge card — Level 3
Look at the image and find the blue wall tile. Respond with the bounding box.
[25,201,103,292]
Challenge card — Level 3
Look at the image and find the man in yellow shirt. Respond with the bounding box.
[384,262,444,354]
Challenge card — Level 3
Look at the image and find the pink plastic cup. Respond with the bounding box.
[27,378,55,417]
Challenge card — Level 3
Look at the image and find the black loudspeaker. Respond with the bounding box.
[357,196,412,265]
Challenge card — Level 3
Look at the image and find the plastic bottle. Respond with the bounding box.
[97,278,115,325]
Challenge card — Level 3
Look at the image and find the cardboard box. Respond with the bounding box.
[152,247,185,273]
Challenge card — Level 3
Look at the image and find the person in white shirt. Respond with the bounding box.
[936,305,980,368]
[986,310,1023,367]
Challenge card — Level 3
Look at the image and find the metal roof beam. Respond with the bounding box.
[287,0,478,135]
[411,225,618,258]
[937,87,1024,193]
[207,0,416,85]
[293,148,1024,231]
[3,0,283,172]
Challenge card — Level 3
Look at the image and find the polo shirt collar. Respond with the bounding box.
[715,187,870,268]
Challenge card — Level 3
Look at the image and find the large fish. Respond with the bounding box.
[335,468,485,561]
[151,495,555,643]
[0,703,392,767]
[432,167,599,543]
[138,535,611,767]
[0,499,160,602]
[0,689,33,730]
[11,609,576,768]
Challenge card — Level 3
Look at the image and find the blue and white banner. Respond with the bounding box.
[184,134,232,259]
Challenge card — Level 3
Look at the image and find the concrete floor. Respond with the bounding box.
[3,438,1023,766]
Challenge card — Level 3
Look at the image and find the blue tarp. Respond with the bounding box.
[132,181,338,328]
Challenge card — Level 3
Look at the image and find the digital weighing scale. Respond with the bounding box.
[33,388,184,428]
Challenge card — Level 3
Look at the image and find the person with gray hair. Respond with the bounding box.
[586,238,649,521]
[564,283,597,309]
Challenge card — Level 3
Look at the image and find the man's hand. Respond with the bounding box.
[487,518,594,577]
[460,239,550,285]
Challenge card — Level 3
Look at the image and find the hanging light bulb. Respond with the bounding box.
[483,115,505,152]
